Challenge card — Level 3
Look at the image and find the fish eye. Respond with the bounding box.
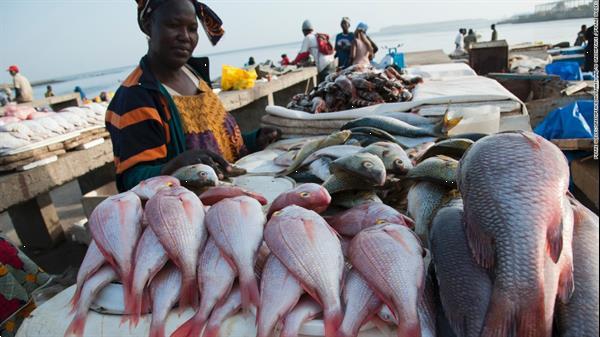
[363,161,374,168]
[300,192,310,198]
[200,172,207,176]
[375,219,387,224]
[272,211,282,217]
[166,182,173,187]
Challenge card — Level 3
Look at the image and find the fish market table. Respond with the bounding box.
[0,140,114,248]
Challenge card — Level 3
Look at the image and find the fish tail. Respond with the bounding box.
[516,296,548,337]
[64,313,87,337]
[201,323,220,337]
[557,258,574,304]
[239,268,260,309]
[323,305,343,337]
[149,321,167,337]
[121,283,139,326]
[69,286,83,311]
[179,274,199,309]
[170,311,205,337]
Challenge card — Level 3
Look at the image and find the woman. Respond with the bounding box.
[107,0,280,192]
[351,23,374,66]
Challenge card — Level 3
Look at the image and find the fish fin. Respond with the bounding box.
[201,324,220,337]
[546,211,564,263]
[480,289,517,337]
[69,285,83,311]
[170,311,204,337]
[149,321,166,337]
[481,287,547,337]
[463,212,495,270]
[518,131,543,150]
[64,313,87,337]
[239,268,260,310]
[323,305,343,337]
[515,296,548,337]
[557,258,575,304]
[179,275,199,309]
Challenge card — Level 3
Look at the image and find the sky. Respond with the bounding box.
[0,0,563,83]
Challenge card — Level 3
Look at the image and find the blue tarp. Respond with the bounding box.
[545,62,583,81]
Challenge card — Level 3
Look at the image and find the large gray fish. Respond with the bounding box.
[327,202,414,237]
[349,223,425,337]
[172,164,219,192]
[202,286,242,337]
[280,297,323,337]
[557,198,599,337]
[149,264,182,337]
[64,266,118,337]
[337,269,383,337]
[382,112,435,126]
[88,191,142,315]
[71,240,105,309]
[347,126,400,146]
[342,116,438,138]
[330,152,386,186]
[361,142,414,174]
[300,145,363,167]
[264,205,345,337]
[430,199,492,337]
[417,138,474,162]
[457,132,574,337]
[322,171,381,195]
[205,196,265,309]
[309,158,334,181]
[125,227,169,327]
[146,187,207,309]
[170,239,236,337]
[407,181,450,244]
[257,255,305,337]
[406,156,458,187]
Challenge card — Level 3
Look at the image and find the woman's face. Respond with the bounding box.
[148,0,199,69]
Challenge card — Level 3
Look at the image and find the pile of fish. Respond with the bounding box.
[286,65,422,113]
[0,102,108,152]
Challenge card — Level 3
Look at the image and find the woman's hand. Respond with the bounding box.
[161,149,245,179]
[256,127,282,150]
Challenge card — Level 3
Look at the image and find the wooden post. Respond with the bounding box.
[8,193,64,249]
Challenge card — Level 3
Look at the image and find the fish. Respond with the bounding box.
[327,202,414,237]
[329,152,386,186]
[308,158,334,181]
[322,171,380,195]
[264,205,345,337]
[149,264,182,337]
[71,240,105,309]
[171,239,236,337]
[330,190,382,209]
[557,198,599,337]
[429,199,492,337]
[407,182,450,244]
[205,196,265,309]
[202,286,242,337]
[447,133,488,142]
[457,132,574,337]
[419,263,438,337]
[125,227,169,327]
[257,255,305,337]
[172,164,219,192]
[274,150,299,167]
[417,138,474,162]
[279,130,352,176]
[146,187,207,309]
[64,266,118,337]
[349,223,425,337]
[300,145,363,167]
[382,112,435,126]
[280,297,323,337]
[361,142,414,174]
[405,156,459,187]
[347,127,400,146]
[267,183,332,218]
[131,176,180,200]
[337,269,383,337]
[342,116,439,138]
[199,185,268,206]
[88,191,142,314]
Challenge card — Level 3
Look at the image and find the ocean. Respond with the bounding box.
[32,18,593,101]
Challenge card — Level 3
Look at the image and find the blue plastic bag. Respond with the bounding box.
[545,62,583,81]
[534,100,594,140]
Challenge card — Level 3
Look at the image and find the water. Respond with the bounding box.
[33,18,593,101]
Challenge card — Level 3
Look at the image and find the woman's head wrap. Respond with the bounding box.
[136,0,224,46]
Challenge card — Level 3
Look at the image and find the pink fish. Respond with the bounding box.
[337,269,383,337]
[257,255,305,337]
[125,227,169,327]
[326,202,414,236]
[349,223,425,337]
[202,286,242,337]
[64,266,117,337]
[88,191,142,315]
[199,185,268,206]
[149,264,182,337]
[131,175,180,200]
[280,297,323,337]
[267,183,331,218]
[71,240,105,309]
[264,205,344,337]
[171,239,236,337]
[146,187,207,309]
[205,196,265,309]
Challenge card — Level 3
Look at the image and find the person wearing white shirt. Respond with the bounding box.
[292,20,334,83]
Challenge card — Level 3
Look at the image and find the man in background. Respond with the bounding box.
[44,85,55,98]
[6,65,33,103]
[463,29,478,52]
[335,17,354,69]
[575,24,587,46]
[491,24,498,41]
[292,20,335,83]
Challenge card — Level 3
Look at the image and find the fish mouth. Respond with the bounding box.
[364,170,386,186]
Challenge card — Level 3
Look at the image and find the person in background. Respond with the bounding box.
[575,24,587,46]
[463,29,477,52]
[335,17,354,69]
[74,86,86,101]
[280,54,291,66]
[99,91,109,102]
[351,22,374,66]
[6,65,33,103]
[107,0,280,192]
[583,25,594,72]
[292,19,335,83]
[246,57,256,67]
[44,85,54,98]
[491,24,498,41]
[454,28,466,52]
